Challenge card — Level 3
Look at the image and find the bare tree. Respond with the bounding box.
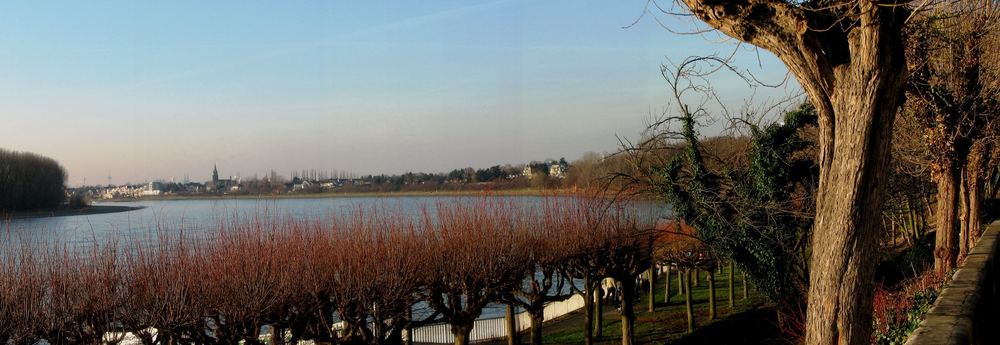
[331,207,429,345]
[500,198,578,345]
[420,198,532,345]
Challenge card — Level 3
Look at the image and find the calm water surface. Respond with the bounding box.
[4,196,668,246]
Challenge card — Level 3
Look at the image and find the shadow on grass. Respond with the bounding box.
[671,306,788,345]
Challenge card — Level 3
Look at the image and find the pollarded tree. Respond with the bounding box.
[558,196,613,345]
[330,207,429,345]
[500,197,579,345]
[420,198,533,345]
[905,1,1000,271]
[558,195,653,345]
[120,235,212,345]
[666,1,912,344]
[591,203,654,345]
[202,218,296,345]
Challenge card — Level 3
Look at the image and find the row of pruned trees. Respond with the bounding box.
[0,148,66,211]
[0,195,658,345]
[903,1,1000,273]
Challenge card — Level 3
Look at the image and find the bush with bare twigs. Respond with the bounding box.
[0,195,656,345]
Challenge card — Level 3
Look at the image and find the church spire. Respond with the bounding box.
[212,164,219,186]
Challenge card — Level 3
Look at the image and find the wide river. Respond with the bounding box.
[3,196,668,246]
[2,196,668,320]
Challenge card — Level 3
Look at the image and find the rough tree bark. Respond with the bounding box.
[934,164,960,270]
[529,309,544,345]
[679,2,909,344]
[962,142,988,255]
[505,304,517,345]
[959,166,971,258]
[452,324,472,345]
[618,278,636,345]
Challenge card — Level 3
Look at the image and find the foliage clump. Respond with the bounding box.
[0,148,66,211]
[654,103,818,337]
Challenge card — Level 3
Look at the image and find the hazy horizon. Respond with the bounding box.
[0,1,798,186]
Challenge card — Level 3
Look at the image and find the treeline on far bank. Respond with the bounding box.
[0,148,67,211]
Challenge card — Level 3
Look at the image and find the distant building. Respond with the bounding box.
[522,165,533,179]
[209,164,238,192]
[212,164,219,190]
[293,180,315,191]
[140,181,163,196]
[549,163,565,179]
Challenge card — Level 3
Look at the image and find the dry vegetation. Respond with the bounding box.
[0,195,655,345]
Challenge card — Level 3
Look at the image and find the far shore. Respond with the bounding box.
[3,205,146,220]
[101,188,587,202]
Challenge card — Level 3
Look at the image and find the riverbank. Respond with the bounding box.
[3,205,145,220]
[103,188,585,202]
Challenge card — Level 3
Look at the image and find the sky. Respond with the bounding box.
[0,1,798,186]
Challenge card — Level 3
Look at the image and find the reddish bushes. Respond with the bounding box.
[871,270,947,345]
[0,195,653,345]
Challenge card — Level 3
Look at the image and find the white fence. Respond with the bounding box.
[410,293,587,344]
[104,293,588,345]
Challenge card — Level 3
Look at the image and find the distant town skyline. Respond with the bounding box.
[0,1,799,186]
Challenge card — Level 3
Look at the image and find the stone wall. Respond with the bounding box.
[906,222,1000,345]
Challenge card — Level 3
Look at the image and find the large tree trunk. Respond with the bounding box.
[271,326,285,345]
[805,72,903,345]
[934,163,961,271]
[452,323,473,345]
[505,304,517,345]
[529,308,544,345]
[583,276,594,345]
[968,166,983,249]
[963,143,987,255]
[594,285,603,339]
[959,166,972,259]
[678,1,908,344]
[405,307,414,345]
[618,278,636,345]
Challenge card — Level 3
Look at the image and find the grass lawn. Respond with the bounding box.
[485,265,787,345]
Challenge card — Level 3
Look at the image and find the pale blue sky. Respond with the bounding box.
[0,1,797,185]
